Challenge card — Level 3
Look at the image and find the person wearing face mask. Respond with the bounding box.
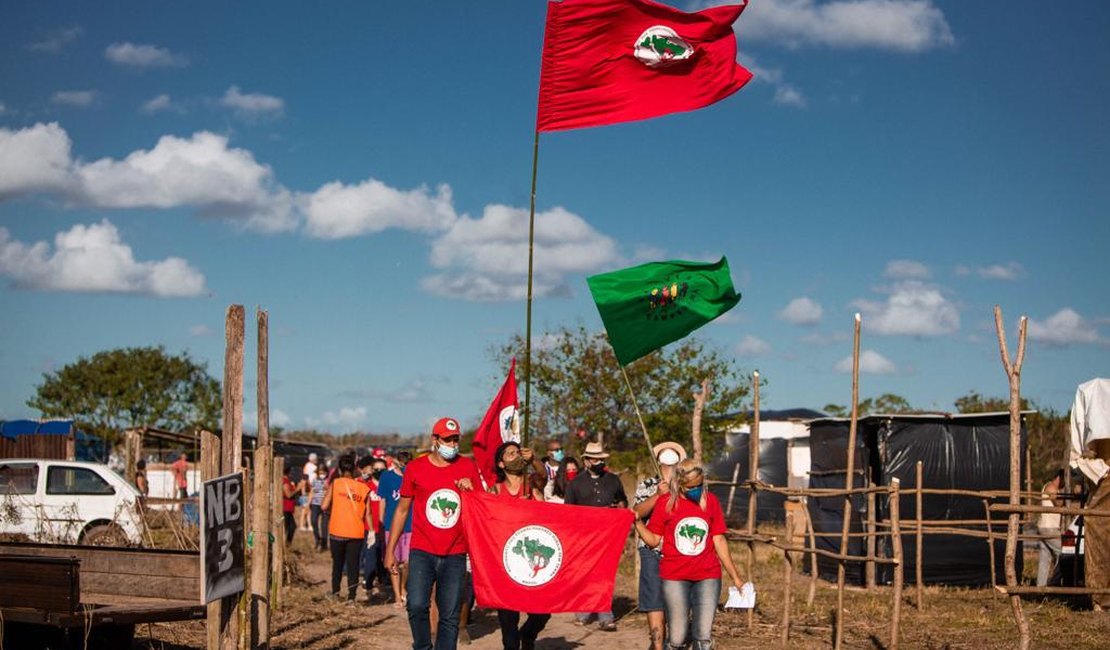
[378,451,413,608]
[488,441,550,649]
[385,417,482,650]
[564,441,627,631]
[322,453,374,602]
[541,440,565,483]
[544,457,579,503]
[355,456,388,599]
[633,459,744,650]
[632,442,687,650]
[308,466,330,551]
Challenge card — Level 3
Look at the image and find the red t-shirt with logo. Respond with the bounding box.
[647,491,727,581]
[400,454,482,556]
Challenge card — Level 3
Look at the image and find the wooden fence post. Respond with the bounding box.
[220,305,245,650]
[746,371,760,630]
[203,429,222,650]
[994,306,1030,650]
[726,462,741,517]
[781,510,795,648]
[271,456,285,611]
[802,500,818,607]
[835,314,862,650]
[250,309,272,650]
[889,479,904,650]
[916,461,924,610]
[866,486,876,589]
[984,499,1000,598]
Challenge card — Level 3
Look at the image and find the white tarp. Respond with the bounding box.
[1070,378,1110,483]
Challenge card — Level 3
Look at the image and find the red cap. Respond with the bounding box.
[372,447,386,458]
[432,417,461,437]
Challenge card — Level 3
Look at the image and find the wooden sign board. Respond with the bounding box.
[200,472,245,604]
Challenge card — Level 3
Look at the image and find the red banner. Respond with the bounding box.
[471,360,518,488]
[461,491,634,613]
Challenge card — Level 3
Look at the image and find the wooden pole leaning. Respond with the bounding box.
[835,314,862,650]
[889,479,904,650]
[916,460,924,611]
[522,129,540,445]
[984,499,999,597]
[619,363,660,476]
[746,370,760,630]
[249,309,272,650]
[726,462,741,517]
[994,306,1030,650]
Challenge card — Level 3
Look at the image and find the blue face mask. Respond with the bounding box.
[685,486,704,503]
[551,449,564,462]
[438,443,459,461]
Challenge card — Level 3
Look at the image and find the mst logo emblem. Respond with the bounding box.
[634,26,694,68]
[426,488,461,529]
[503,525,563,587]
[499,405,520,444]
[674,516,709,556]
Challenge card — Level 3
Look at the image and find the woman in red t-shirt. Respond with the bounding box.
[634,459,743,650]
[489,441,549,650]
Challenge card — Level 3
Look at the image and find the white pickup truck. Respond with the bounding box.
[0,459,144,546]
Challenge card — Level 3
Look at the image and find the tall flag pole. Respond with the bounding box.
[524,0,753,441]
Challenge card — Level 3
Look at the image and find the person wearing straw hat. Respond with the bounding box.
[564,440,627,631]
[633,441,687,650]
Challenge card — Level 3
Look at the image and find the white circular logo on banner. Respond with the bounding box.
[499,405,520,443]
[503,525,563,587]
[673,516,709,556]
[634,25,695,68]
[426,488,462,529]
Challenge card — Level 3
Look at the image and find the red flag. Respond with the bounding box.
[472,359,519,488]
[461,491,634,613]
[537,0,753,132]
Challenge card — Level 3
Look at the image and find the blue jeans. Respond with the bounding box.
[638,546,665,612]
[662,578,720,650]
[406,549,467,650]
[360,535,380,590]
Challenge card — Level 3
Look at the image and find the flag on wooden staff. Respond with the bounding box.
[536,0,753,132]
[587,257,741,366]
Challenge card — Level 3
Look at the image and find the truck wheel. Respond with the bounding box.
[82,523,127,547]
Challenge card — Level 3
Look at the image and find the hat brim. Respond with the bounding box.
[582,452,610,459]
[652,441,687,463]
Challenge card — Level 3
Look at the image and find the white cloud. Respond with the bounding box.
[835,349,897,374]
[300,179,456,239]
[739,0,955,52]
[955,261,1025,281]
[28,26,83,53]
[853,280,959,336]
[51,90,98,107]
[0,220,206,297]
[105,42,188,69]
[736,335,772,357]
[220,86,284,117]
[140,94,178,114]
[306,406,368,431]
[778,296,823,325]
[0,122,73,198]
[1028,308,1102,347]
[189,324,214,337]
[773,84,807,107]
[884,259,930,280]
[387,379,435,404]
[423,204,619,301]
[270,409,292,428]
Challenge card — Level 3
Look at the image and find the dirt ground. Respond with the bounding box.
[132,530,1110,650]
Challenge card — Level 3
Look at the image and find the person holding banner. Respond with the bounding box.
[489,441,550,649]
[384,416,481,650]
[633,459,744,650]
[632,441,688,650]
[322,453,373,603]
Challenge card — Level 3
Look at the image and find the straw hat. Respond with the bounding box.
[652,441,687,465]
[581,441,610,459]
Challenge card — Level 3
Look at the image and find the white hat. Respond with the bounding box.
[308,452,318,462]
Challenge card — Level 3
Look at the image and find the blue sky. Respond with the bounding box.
[1,1,1107,434]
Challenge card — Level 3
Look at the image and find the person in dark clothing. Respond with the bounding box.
[564,441,627,631]
[282,464,298,543]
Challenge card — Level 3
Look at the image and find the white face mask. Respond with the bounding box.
[438,442,459,461]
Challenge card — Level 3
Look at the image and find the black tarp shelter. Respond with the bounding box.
[807,412,1027,587]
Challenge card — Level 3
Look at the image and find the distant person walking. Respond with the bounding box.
[308,465,329,551]
[134,459,149,498]
[1037,469,1065,586]
[282,465,298,544]
[323,453,373,602]
[564,441,627,631]
[633,459,745,650]
[384,417,481,650]
[171,452,189,499]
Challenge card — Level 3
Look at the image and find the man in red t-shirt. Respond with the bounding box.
[385,417,481,650]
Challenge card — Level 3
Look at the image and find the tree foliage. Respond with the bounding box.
[28,346,221,445]
[492,325,751,466]
[822,393,916,417]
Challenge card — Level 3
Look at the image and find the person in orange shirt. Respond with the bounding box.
[322,453,374,602]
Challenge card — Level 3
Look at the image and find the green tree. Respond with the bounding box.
[28,346,221,445]
[492,325,750,465]
[823,393,915,417]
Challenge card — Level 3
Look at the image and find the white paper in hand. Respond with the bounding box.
[724,582,756,609]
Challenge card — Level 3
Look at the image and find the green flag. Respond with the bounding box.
[586,257,741,366]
